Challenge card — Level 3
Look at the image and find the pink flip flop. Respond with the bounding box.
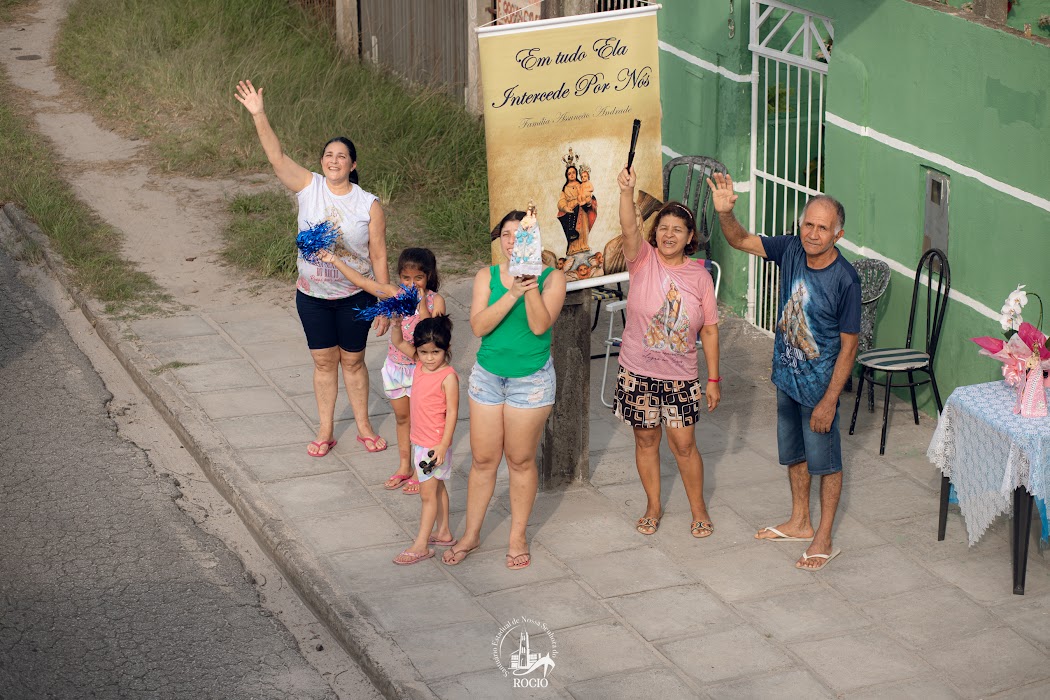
[393,549,434,566]
[307,439,336,458]
[384,473,412,490]
[428,536,458,547]
[401,479,420,495]
[356,434,388,453]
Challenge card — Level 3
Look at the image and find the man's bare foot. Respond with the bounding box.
[755,521,814,540]
[796,539,839,570]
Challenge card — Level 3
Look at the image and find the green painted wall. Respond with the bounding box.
[657,0,1050,413]
[812,0,1049,410]
[658,0,754,314]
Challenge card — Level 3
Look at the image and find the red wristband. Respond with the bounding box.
[707,376,722,383]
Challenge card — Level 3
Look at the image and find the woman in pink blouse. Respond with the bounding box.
[614,166,721,539]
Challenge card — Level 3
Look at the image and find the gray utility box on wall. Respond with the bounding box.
[923,169,950,260]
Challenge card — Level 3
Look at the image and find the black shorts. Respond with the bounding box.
[295,290,377,353]
[614,365,702,429]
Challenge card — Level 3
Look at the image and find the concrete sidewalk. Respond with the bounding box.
[10,197,1050,698]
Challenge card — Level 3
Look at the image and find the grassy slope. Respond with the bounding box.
[0,71,162,308]
[55,0,489,279]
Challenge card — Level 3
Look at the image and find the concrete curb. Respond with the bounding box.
[2,203,437,700]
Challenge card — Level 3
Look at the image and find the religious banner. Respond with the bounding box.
[477,5,663,284]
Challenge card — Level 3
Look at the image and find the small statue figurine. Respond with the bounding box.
[508,201,543,277]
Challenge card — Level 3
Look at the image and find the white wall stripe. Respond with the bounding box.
[837,238,1000,322]
[826,112,1050,215]
[658,40,753,84]
[661,145,751,193]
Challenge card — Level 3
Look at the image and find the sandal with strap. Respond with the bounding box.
[636,515,661,535]
[690,520,714,538]
[384,473,412,490]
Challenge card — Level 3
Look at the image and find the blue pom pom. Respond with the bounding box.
[356,285,421,321]
[296,221,341,264]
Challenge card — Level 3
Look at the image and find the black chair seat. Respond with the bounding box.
[857,348,931,372]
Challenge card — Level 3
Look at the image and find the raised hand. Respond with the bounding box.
[706,172,738,213]
[617,166,637,192]
[234,80,265,116]
[509,275,539,299]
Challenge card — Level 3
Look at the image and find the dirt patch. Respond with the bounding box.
[0,0,291,314]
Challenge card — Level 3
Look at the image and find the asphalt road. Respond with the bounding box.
[0,249,343,699]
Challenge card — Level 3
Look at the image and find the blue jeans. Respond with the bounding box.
[776,388,843,476]
[467,358,556,409]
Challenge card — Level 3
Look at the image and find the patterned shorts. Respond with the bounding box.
[614,365,702,429]
[413,444,452,483]
[381,357,414,400]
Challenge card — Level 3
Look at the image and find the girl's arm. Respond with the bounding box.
[433,373,459,466]
[469,267,518,338]
[699,323,720,411]
[430,293,446,317]
[234,81,311,193]
[617,166,643,262]
[317,251,399,298]
[418,291,445,320]
[389,321,415,359]
[523,269,567,336]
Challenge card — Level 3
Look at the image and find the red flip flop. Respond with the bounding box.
[307,439,336,458]
[356,434,388,453]
[384,473,412,490]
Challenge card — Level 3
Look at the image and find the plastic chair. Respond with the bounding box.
[662,155,728,259]
[590,284,625,331]
[848,258,891,405]
[598,260,721,408]
[848,249,950,455]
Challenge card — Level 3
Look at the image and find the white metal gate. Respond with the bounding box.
[746,1,833,333]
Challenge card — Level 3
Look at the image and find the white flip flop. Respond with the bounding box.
[756,526,814,542]
[796,549,842,571]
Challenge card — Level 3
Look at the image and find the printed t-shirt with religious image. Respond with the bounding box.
[295,173,378,299]
[762,235,861,407]
[618,241,718,381]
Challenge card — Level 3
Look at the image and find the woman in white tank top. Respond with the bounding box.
[236,80,391,458]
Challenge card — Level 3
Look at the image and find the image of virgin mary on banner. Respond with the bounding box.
[477,4,663,285]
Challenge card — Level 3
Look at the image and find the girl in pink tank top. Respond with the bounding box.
[390,315,460,566]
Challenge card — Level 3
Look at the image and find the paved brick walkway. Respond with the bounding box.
[123,276,1050,699]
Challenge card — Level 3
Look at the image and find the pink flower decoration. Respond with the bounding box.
[1016,322,1050,361]
[970,336,1005,354]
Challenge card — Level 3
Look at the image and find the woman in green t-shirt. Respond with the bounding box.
[443,211,567,570]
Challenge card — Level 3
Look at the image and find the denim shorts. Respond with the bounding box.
[467,358,556,409]
[776,388,843,475]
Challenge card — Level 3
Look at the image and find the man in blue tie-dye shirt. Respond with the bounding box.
[709,173,860,572]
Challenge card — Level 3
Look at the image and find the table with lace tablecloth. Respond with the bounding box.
[927,380,1050,594]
